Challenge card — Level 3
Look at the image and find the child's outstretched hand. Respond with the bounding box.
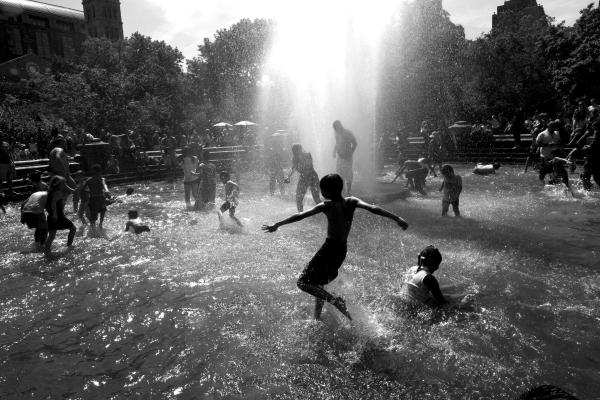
[261,224,278,233]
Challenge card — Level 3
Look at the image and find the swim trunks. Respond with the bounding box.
[21,212,45,229]
[299,239,348,286]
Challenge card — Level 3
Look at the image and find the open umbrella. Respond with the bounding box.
[448,121,472,130]
[234,121,256,126]
[213,122,233,128]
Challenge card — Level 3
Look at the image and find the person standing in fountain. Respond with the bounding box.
[218,171,243,227]
[439,164,462,217]
[333,120,358,196]
[262,174,409,321]
[48,136,76,189]
[180,146,200,210]
[198,149,217,209]
[83,164,109,230]
[284,144,321,212]
[45,176,76,255]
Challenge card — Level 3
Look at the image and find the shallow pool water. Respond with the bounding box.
[1,165,599,399]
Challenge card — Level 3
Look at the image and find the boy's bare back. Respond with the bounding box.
[322,197,358,242]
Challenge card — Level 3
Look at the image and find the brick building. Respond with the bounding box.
[492,0,547,34]
[0,0,123,65]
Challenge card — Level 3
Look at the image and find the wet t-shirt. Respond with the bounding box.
[402,266,433,304]
[22,191,48,214]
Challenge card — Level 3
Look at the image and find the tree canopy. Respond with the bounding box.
[2,2,599,142]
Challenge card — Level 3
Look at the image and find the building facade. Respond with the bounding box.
[492,0,547,34]
[0,0,123,64]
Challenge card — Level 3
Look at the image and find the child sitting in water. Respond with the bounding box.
[263,173,409,321]
[473,162,501,176]
[218,171,243,227]
[402,245,475,310]
[402,246,447,306]
[124,210,150,234]
[439,164,462,217]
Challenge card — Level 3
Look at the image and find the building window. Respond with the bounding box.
[29,16,50,28]
[56,20,74,32]
[7,27,24,55]
[35,31,51,58]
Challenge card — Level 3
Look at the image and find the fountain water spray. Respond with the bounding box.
[259,0,397,181]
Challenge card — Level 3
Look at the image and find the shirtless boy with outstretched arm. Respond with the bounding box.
[262,174,409,321]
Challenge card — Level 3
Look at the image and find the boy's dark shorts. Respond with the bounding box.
[88,196,107,222]
[220,201,235,214]
[21,212,45,229]
[47,215,74,231]
[299,239,348,286]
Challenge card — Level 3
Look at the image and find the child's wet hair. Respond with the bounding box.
[126,187,134,196]
[219,171,230,181]
[418,245,442,268]
[128,209,139,219]
[291,143,302,154]
[319,174,343,200]
[441,164,454,176]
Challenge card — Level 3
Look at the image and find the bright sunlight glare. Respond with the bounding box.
[266,0,398,79]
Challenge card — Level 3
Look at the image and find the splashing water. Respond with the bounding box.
[259,0,397,178]
[1,165,599,399]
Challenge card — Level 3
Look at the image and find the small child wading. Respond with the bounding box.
[83,164,109,229]
[262,174,409,321]
[439,164,462,217]
[218,171,243,227]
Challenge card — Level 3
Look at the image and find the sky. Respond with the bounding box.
[49,0,594,61]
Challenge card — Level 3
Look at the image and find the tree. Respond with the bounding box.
[378,0,469,132]
[191,18,274,122]
[541,3,600,104]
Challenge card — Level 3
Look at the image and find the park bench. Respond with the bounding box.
[7,145,249,201]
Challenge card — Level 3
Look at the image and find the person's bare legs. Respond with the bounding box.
[451,201,461,217]
[45,230,57,254]
[99,211,105,229]
[67,226,76,246]
[309,184,320,206]
[229,209,243,227]
[296,180,308,212]
[297,280,352,320]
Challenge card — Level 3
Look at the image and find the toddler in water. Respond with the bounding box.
[402,246,447,306]
[402,245,475,309]
[439,164,462,217]
[218,171,243,227]
[124,210,150,234]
